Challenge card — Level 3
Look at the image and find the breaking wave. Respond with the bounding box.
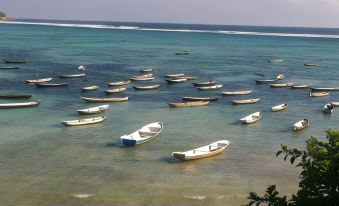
[2,21,339,39]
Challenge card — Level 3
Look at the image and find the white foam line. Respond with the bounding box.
[1,21,339,39]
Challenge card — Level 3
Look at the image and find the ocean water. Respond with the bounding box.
[0,20,338,206]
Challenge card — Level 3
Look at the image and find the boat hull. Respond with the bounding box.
[0,101,40,109]
[0,94,32,99]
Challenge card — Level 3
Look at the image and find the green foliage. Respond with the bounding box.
[244,129,339,206]
[0,11,6,18]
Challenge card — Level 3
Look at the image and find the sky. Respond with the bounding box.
[1,0,339,28]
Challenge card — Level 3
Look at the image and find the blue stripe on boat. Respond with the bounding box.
[121,138,137,146]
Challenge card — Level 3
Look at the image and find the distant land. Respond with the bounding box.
[0,11,11,21]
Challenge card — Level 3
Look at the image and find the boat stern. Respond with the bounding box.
[121,137,137,147]
[172,152,186,161]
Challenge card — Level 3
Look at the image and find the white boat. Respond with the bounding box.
[0,101,40,109]
[62,116,106,126]
[77,105,109,115]
[168,101,209,108]
[25,78,53,84]
[172,76,197,80]
[78,65,86,71]
[323,103,334,114]
[172,140,231,161]
[293,119,309,131]
[268,59,284,63]
[255,79,278,84]
[105,88,126,94]
[193,81,216,87]
[130,77,155,81]
[231,98,261,105]
[107,80,131,86]
[240,112,262,124]
[181,96,220,101]
[304,63,318,67]
[165,73,185,78]
[309,92,330,97]
[133,85,160,90]
[291,84,312,89]
[269,83,294,88]
[222,90,252,96]
[271,103,288,112]
[81,85,100,92]
[276,74,285,80]
[132,74,153,78]
[331,102,339,107]
[81,96,128,103]
[120,122,163,146]
[166,78,187,83]
[196,85,223,91]
[140,68,154,72]
[310,87,339,91]
[60,73,86,78]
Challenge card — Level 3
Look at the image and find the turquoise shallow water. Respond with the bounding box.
[0,21,338,205]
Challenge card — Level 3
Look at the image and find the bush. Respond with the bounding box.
[244,129,339,206]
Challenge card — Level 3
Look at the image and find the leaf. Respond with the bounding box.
[276,150,283,157]
[290,156,296,164]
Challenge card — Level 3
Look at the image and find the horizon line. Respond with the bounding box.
[11,17,339,30]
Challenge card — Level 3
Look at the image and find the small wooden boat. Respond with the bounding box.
[255,79,278,84]
[165,73,185,78]
[172,76,197,80]
[272,103,288,112]
[35,82,68,87]
[105,88,126,94]
[222,90,252,96]
[276,74,285,80]
[0,66,20,69]
[304,63,317,67]
[240,112,262,124]
[133,85,160,90]
[196,85,223,91]
[77,105,109,115]
[331,102,339,107]
[166,78,187,83]
[293,119,309,131]
[0,94,32,99]
[0,101,40,109]
[309,92,330,97]
[175,50,191,55]
[140,68,154,73]
[107,80,131,86]
[62,116,106,126]
[310,87,339,91]
[4,59,27,64]
[323,103,334,114]
[172,140,231,161]
[231,98,261,105]
[26,78,53,84]
[132,74,153,78]
[81,96,128,103]
[120,122,163,146]
[168,101,209,108]
[81,85,100,92]
[268,59,284,63]
[193,81,216,87]
[130,77,155,81]
[291,84,312,89]
[181,96,220,101]
[60,73,86,78]
[269,83,294,88]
